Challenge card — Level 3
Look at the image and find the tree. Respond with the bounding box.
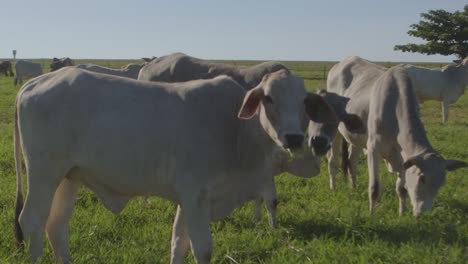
[394,5,468,60]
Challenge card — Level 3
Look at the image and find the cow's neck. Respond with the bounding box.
[396,80,435,160]
[236,116,276,168]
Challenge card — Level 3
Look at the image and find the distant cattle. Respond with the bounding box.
[50,57,74,72]
[14,67,335,263]
[75,63,144,79]
[0,61,14,77]
[324,56,467,216]
[402,58,468,122]
[14,60,43,86]
[138,52,287,89]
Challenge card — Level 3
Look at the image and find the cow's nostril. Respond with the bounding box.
[285,134,304,149]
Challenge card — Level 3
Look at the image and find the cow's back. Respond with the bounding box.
[138,53,246,86]
[138,52,193,82]
[327,56,386,97]
[75,64,130,78]
[241,61,287,89]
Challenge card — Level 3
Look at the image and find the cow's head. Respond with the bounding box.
[307,90,365,156]
[238,69,336,151]
[403,153,467,216]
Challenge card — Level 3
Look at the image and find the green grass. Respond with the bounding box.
[0,59,466,263]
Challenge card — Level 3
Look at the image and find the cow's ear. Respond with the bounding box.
[304,93,337,123]
[341,113,366,134]
[238,87,264,119]
[445,159,468,171]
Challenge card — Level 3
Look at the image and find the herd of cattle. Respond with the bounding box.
[0,53,466,263]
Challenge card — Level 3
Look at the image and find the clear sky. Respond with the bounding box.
[1,0,466,62]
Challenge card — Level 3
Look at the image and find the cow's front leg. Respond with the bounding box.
[253,197,263,223]
[171,205,190,264]
[182,194,212,264]
[395,172,407,215]
[442,100,449,123]
[262,176,278,228]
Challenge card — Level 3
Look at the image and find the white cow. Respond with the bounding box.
[324,56,467,216]
[14,67,335,263]
[367,65,467,215]
[75,63,144,79]
[14,60,43,86]
[402,57,468,122]
[326,56,387,190]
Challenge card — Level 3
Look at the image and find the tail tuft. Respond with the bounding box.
[342,140,349,179]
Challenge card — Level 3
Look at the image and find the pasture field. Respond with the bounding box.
[0,59,466,263]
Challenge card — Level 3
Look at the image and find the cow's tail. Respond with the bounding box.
[342,140,349,180]
[14,104,24,247]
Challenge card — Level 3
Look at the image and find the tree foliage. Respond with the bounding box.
[394,5,468,60]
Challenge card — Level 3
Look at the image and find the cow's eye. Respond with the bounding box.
[264,95,273,104]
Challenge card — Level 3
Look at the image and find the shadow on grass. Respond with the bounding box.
[283,216,465,246]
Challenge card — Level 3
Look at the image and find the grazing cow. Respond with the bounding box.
[367,65,467,216]
[0,61,14,77]
[50,57,74,72]
[402,57,468,122]
[15,67,335,263]
[324,56,467,216]
[14,60,43,86]
[138,52,287,89]
[75,63,144,79]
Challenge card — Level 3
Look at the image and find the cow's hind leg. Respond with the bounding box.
[253,176,278,228]
[171,205,191,264]
[366,142,381,214]
[46,177,81,263]
[347,144,360,189]
[19,163,67,261]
